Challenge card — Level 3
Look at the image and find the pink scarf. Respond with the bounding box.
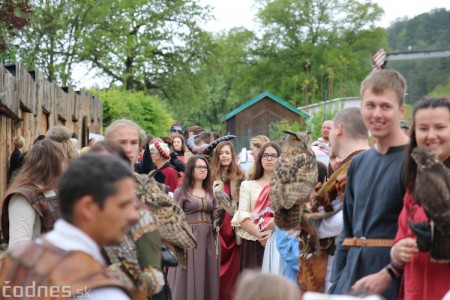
[251,183,273,232]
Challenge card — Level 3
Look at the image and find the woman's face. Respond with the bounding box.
[261,146,278,172]
[219,145,232,168]
[192,158,208,181]
[250,143,260,159]
[415,107,450,161]
[173,137,183,151]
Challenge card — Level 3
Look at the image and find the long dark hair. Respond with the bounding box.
[406,97,450,192]
[251,142,282,180]
[183,155,213,195]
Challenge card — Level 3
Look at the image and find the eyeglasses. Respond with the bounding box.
[194,166,208,171]
[262,153,278,160]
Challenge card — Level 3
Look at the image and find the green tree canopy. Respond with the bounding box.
[95,88,174,136]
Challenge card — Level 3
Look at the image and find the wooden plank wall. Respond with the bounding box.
[0,62,103,202]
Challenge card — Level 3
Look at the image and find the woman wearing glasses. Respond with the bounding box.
[232,142,282,271]
[167,155,220,300]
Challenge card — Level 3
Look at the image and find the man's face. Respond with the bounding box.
[95,178,138,245]
[322,121,333,140]
[107,127,140,164]
[361,88,405,140]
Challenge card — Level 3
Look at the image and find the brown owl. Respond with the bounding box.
[134,172,196,267]
[270,130,318,230]
[412,146,450,241]
[213,180,237,216]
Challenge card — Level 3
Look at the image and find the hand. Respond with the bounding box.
[351,268,391,294]
[392,238,418,264]
[258,230,272,247]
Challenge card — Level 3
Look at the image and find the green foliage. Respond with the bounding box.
[387,8,450,103]
[306,108,339,141]
[268,119,306,142]
[94,88,174,136]
[429,75,450,99]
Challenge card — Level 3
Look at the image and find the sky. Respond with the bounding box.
[199,0,450,32]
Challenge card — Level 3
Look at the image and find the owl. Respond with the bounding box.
[134,172,197,267]
[411,146,450,241]
[213,180,237,216]
[270,130,318,230]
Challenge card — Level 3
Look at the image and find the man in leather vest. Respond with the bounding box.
[299,107,369,293]
[0,153,139,299]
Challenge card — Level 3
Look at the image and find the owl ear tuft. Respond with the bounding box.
[283,130,296,136]
[147,170,157,183]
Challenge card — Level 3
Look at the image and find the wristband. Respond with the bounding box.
[385,265,396,280]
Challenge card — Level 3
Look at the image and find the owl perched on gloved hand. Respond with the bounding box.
[270,130,318,230]
[135,172,196,267]
[412,146,450,241]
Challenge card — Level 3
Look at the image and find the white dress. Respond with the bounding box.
[261,231,285,275]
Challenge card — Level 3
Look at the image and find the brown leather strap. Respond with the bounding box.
[187,220,211,225]
[343,237,393,249]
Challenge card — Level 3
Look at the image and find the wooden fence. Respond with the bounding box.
[0,62,102,201]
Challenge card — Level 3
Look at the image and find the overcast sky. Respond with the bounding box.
[199,0,450,32]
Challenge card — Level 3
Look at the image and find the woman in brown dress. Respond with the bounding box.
[167,155,220,300]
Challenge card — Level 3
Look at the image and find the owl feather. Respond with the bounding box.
[213,180,237,216]
[134,172,197,267]
[270,130,318,230]
[412,146,450,241]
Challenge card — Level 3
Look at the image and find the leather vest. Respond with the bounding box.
[0,240,132,299]
[1,185,60,243]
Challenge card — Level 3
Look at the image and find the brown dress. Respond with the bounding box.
[167,187,220,300]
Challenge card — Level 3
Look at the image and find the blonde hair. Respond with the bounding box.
[250,135,270,149]
[14,136,25,149]
[105,119,142,145]
[235,271,301,300]
[360,69,407,106]
[46,125,79,160]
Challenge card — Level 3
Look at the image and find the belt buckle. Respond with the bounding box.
[361,236,367,247]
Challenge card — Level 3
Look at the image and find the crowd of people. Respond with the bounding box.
[1,68,450,300]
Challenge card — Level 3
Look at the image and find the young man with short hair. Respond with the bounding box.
[0,154,138,299]
[329,69,409,299]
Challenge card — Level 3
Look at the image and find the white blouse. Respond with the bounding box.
[231,180,264,241]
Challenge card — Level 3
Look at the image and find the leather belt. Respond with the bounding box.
[343,237,393,249]
[187,220,211,225]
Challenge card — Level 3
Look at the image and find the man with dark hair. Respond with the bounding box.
[0,154,138,299]
[299,107,369,293]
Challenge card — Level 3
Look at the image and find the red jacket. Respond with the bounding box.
[393,191,450,300]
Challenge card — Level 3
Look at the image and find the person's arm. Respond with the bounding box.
[170,152,185,172]
[8,195,39,249]
[231,181,260,237]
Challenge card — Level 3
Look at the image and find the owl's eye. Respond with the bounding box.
[294,138,300,141]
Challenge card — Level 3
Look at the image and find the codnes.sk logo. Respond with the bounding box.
[2,281,91,298]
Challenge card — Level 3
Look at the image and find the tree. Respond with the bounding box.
[387,8,450,103]
[0,0,32,61]
[11,0,96,85]
[246,0,386,104]
[95,88,173,136]
[77,0,212,92]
